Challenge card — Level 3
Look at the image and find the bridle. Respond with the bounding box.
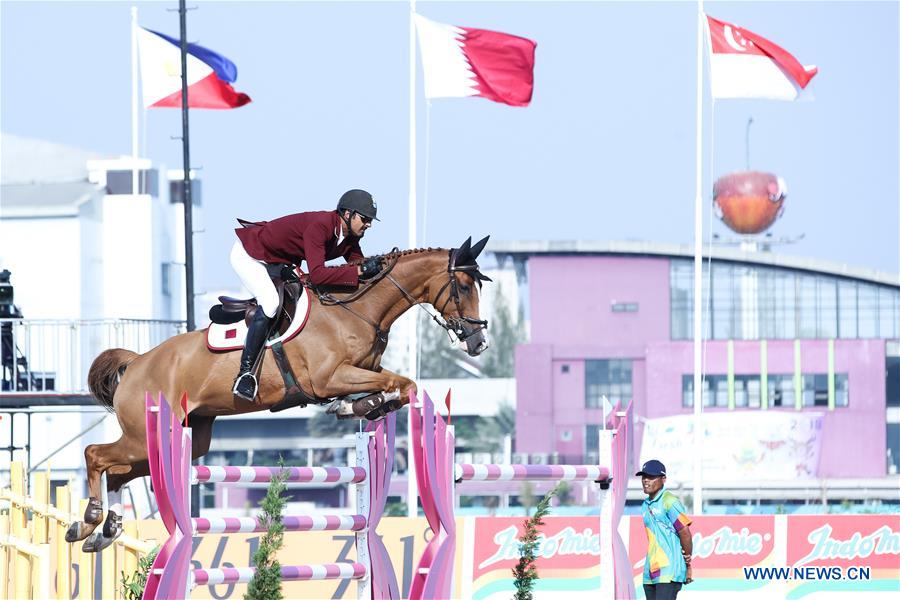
[422,254,489,343]
[314,249,488,346]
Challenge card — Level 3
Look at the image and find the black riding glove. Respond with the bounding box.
[359,257,381,280]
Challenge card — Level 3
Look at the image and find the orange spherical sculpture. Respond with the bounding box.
[713,171,787,234]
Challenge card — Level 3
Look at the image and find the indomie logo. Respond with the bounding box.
[794,524,900,567]
[479,526,599,569]
[692,527,767,558]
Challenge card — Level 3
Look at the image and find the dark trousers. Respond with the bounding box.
[643,582,683,600]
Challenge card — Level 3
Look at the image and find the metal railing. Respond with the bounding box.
[1,318,186,394]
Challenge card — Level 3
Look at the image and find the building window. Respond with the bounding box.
[734,375,761,408]
[880,287,896,338]
[684,372,848,408]
[802,374,829,407]
[169,178,203,206]
[838,281,857,338]
[888,357,900,408]
[817,277,838,339]
[858,284,878,338]
[767,374,795,407]
[835,373,849,407]
[611,302,638,313]
[669,259,900,341]
[584,425,601,464]
[561,364,570,374]
[682,374,728,408]
[106,169,159,196]
[161,263,171,297]
[712,264,735,340]
[585,359,632,409]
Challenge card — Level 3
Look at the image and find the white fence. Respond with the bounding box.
[1,318,185,394]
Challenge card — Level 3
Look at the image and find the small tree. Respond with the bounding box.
[481,282,525,378]
[120,546,160,600]
[512,483,562,600]
[245,459,290,600]
[471,403,516,454]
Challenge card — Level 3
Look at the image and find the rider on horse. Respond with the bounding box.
[230,189,382,401]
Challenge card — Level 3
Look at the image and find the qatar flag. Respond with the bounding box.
[706,15,817,101]
[414,14,536,107]
[137,27,251,109]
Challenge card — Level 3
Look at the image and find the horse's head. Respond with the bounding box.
[429,236,492,356]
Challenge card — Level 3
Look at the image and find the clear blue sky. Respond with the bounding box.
[2,1,898,293]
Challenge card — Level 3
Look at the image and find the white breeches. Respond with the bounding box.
[230,240,279,318]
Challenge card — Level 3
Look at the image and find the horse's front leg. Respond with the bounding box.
[321,365,416,420]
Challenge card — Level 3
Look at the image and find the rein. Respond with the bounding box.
[310,249,488,350]
[310,251,402,345]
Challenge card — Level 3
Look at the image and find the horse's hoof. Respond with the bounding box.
[65,521,93,543]
[82,528,121,553]
[327,397,361,419]
[365,399,403,422]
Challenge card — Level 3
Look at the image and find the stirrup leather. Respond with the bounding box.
[233,372,259,401]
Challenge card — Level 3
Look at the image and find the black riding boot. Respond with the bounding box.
[233,309,273,401]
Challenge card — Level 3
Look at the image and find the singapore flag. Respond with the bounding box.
[414,14,536,107]
[706,15,817,101]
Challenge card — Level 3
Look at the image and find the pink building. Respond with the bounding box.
[493,242,900,486]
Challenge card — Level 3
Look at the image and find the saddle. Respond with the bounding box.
[208,265,325,413]
[209,264,301,332]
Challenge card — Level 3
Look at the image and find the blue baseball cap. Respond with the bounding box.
[636,459,667,477]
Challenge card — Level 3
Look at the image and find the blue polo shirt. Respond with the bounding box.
[641,487,692,584]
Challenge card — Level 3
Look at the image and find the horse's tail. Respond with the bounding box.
[87,349,139,413]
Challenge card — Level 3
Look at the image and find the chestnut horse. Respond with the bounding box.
[68,237,491,552]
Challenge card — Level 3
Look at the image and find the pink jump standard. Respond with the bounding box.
[409,390,635,600]
[141,392,399,599]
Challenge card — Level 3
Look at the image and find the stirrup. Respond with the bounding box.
[233,372,259,401]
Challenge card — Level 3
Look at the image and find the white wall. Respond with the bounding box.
[79,195,105,319]
[0,217,81,319]
[102,194,155,318]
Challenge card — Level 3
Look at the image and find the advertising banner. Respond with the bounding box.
[466,516,606,599]
[112,514,898,599]
[639,412,825,482]
[784,515,900,597]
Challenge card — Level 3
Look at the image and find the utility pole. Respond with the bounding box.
[178,0,195,332]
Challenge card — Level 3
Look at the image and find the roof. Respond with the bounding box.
[489,240,900,288]
[1,133,109,217]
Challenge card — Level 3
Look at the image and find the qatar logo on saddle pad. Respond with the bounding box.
[206,291,311,351]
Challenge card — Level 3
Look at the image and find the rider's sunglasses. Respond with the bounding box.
[355,212,373,225]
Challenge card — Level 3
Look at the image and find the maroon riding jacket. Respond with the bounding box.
[235,211,363,287]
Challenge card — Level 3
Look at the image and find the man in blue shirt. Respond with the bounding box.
[638,459,694,600]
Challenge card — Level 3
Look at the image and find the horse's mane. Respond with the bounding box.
[350,247,445,265]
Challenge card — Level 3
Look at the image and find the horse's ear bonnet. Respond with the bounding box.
[449,236,492,286]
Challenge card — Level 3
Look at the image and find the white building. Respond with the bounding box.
[0,133,199,512]
[0,133,200,321]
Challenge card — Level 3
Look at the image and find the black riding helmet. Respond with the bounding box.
[337,189,380,221]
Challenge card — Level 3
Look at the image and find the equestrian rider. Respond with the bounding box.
[229,189,381,401]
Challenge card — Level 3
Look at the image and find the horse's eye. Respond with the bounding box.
[459,283,471,294]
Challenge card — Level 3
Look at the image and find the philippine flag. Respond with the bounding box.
[706,15,817,101]
[414,14,536,107]
[137,27,251,109]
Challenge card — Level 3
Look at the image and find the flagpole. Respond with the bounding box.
[131,7,139,199]
[178,0,196,334]
[406,0,419,519]
[692,0,705,516]
[178,0,199,520]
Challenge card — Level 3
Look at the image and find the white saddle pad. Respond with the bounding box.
[206,290,312,351]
